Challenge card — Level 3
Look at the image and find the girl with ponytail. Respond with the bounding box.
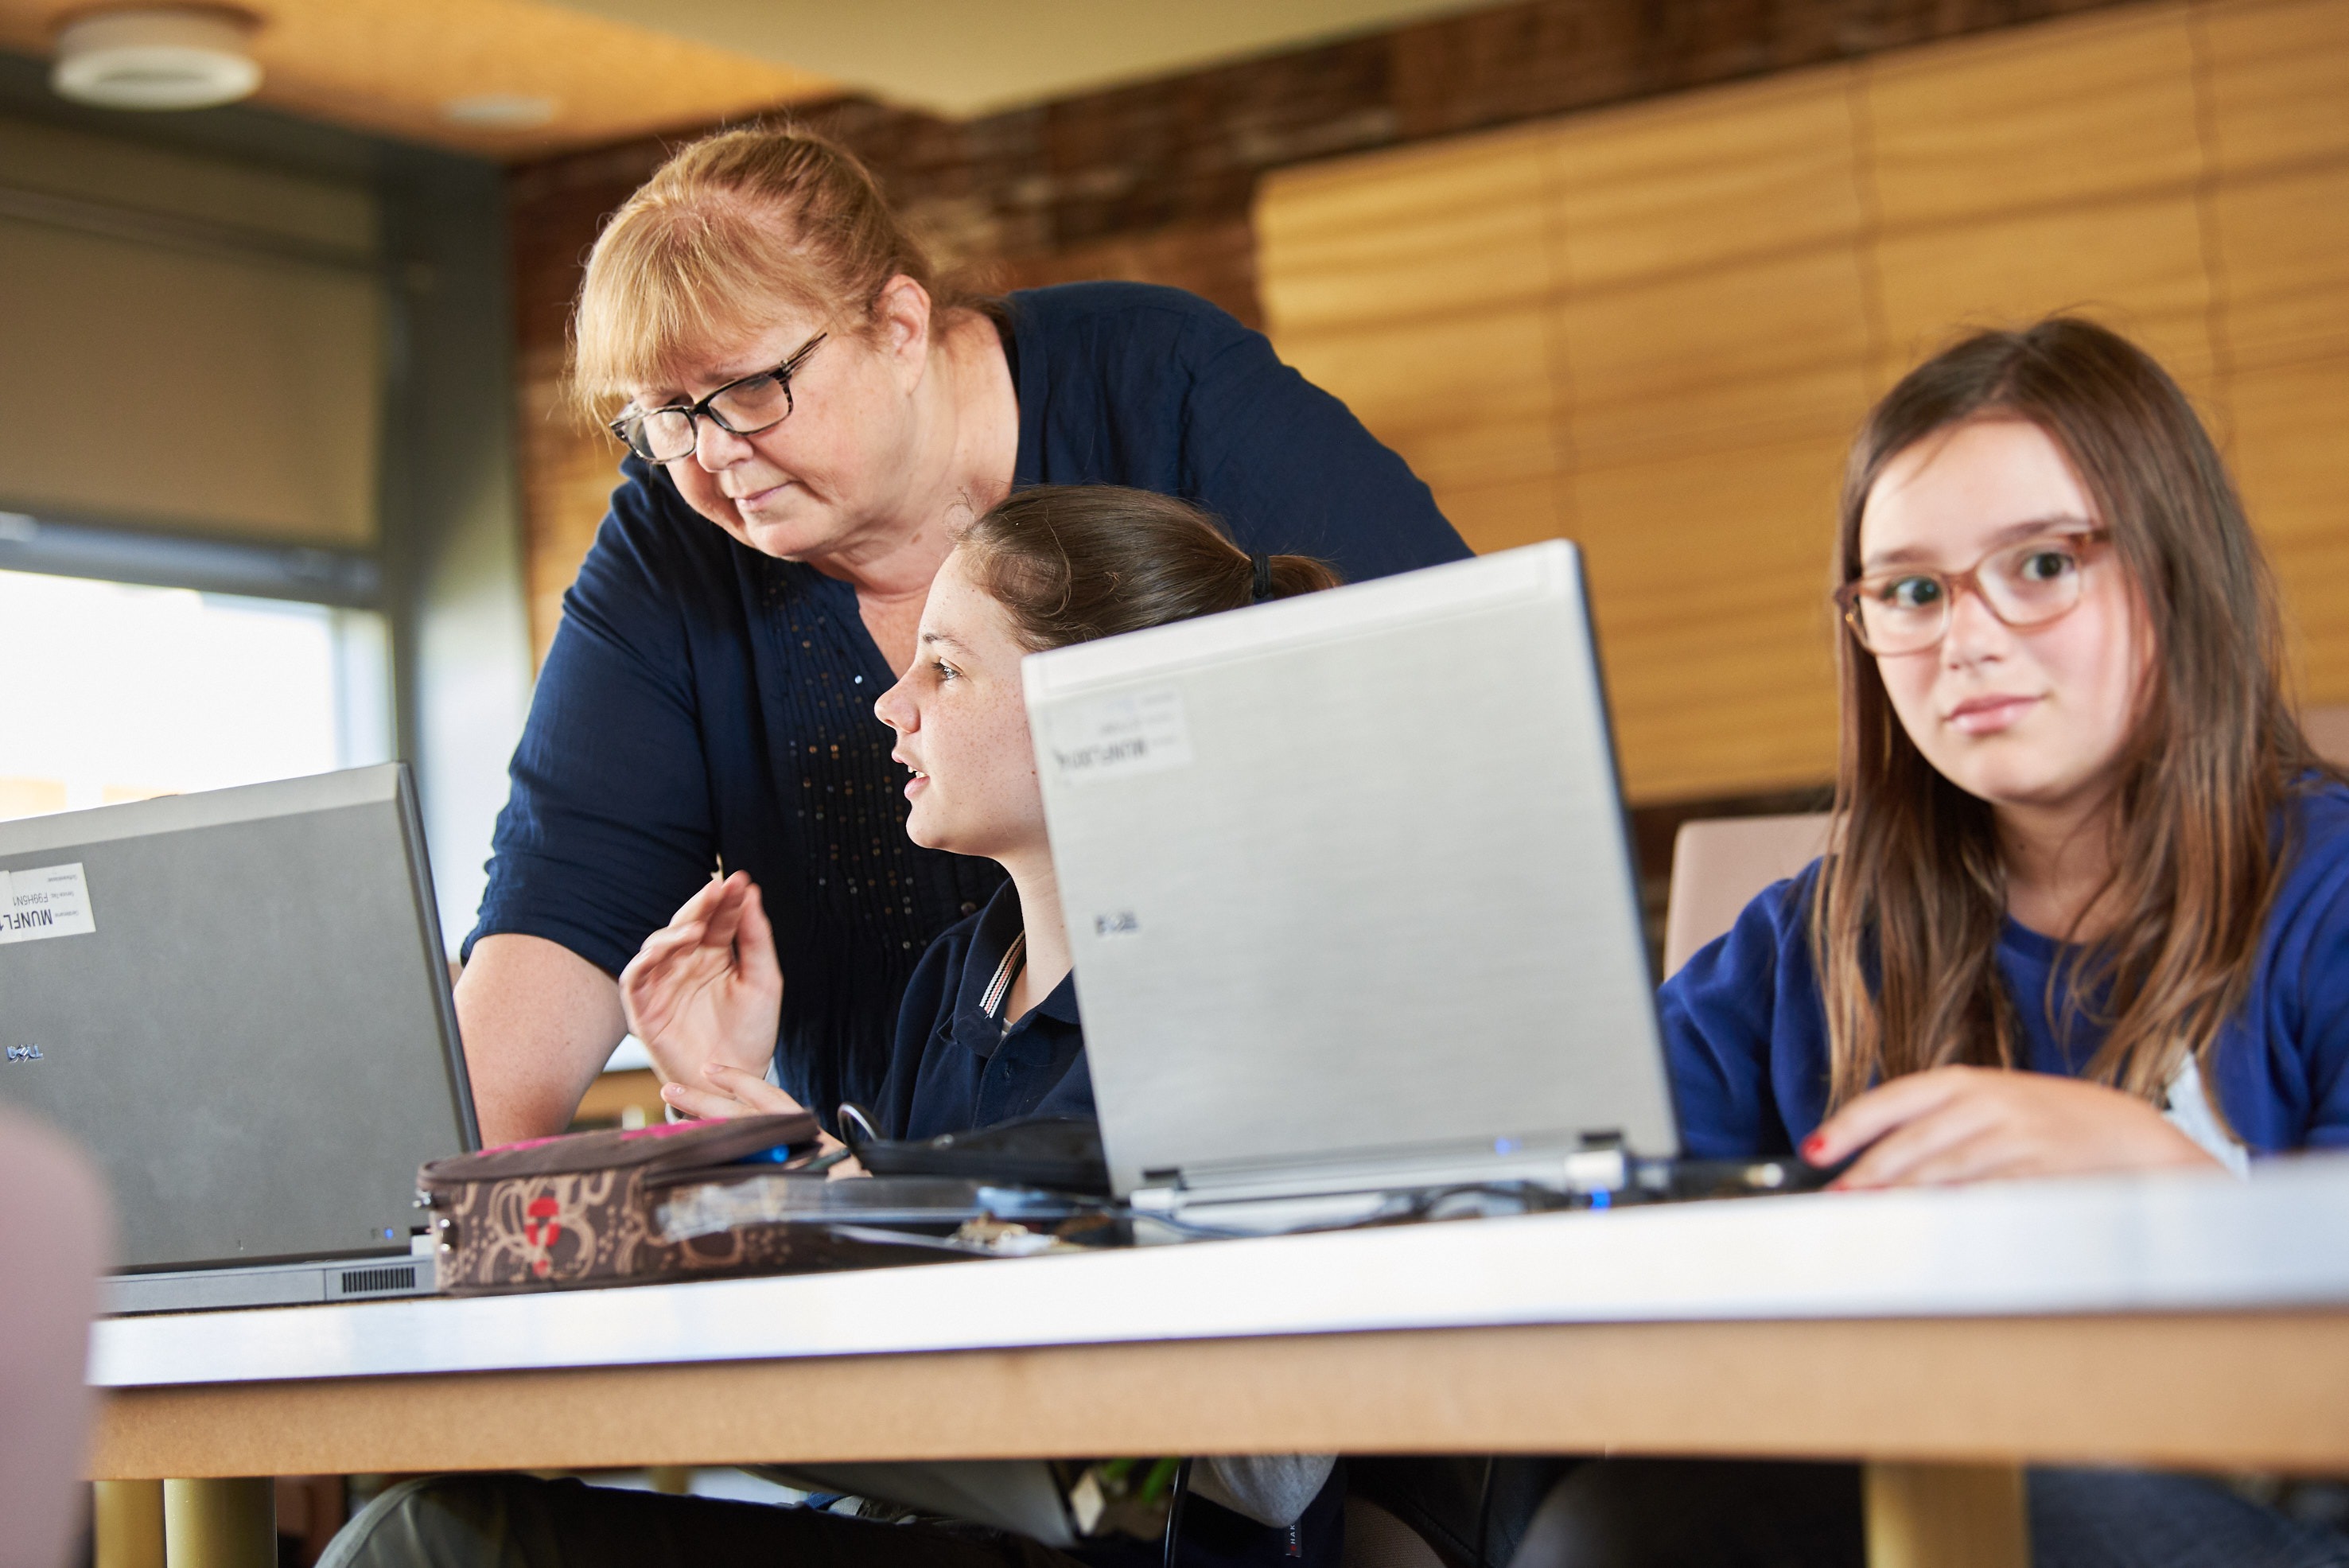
[627,483,1339,1138]
[336,488,1348,1568]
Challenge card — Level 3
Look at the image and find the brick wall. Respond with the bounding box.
[515,0,2144,339]
[504,0,2162,946]
[508,0,2139,658]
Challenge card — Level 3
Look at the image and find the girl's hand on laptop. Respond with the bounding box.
[621,871,784,1106]
[1802,1065,2221,1189]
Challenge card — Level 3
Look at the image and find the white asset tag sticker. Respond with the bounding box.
[1044,686,1194,786]
[0,863,96,946]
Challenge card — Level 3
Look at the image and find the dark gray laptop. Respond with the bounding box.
[0,765,478,1311]
[1023,540,1680,1230]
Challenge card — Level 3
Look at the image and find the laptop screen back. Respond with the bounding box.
[0,765,476,1270]
[1024,541,1679,1198]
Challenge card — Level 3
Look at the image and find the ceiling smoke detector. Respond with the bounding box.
[52,6,263,111]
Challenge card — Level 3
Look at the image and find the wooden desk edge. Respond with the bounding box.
[92,1310,2349,1480]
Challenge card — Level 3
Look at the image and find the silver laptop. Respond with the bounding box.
[0,765,478,1311]
[1024,540,1679,1228]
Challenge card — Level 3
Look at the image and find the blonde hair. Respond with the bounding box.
[571,125,946,410]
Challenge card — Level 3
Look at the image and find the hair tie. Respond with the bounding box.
[1250,553,1274,604]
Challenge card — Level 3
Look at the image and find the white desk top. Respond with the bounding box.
[92,1155,2349,1390]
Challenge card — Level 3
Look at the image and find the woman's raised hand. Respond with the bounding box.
[1803,1064,2224,1189]
[619,872,799,1121]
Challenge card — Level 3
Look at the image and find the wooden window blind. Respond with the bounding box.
[0,115,383,551]
[1259,0,2349,803]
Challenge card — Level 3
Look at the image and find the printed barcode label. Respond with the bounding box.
[1044,687,1194,786]
[0,863,95,946]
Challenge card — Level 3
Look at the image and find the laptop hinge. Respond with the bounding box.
[1129,1134,1631,1216]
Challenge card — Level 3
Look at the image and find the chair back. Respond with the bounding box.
[2304,705,2349,772]
[1658,710,2349,983]
[1663,813,1833,978]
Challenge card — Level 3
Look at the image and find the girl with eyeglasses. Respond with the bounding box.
[1669,317,2349,1188]
[1560,317,2349,1565]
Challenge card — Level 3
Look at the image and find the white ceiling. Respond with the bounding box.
[539,0,1503,119]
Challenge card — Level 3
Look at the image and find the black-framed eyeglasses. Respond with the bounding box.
[1834,527,2112,656]
[609,333,828,463]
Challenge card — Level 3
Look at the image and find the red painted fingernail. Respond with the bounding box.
[1801,1134,1826,1161]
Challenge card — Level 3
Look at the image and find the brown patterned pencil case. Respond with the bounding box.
[416,1114,825,1294]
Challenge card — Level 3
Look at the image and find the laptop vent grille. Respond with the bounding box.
[338,1264,418,1295]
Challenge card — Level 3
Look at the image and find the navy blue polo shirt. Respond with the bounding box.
[873,881,1092,1139]
[467,281,1466,1129]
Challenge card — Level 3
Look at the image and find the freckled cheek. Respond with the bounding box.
[950,714,1030,827]
[924,710,1029,807]
[983,712,1034,788]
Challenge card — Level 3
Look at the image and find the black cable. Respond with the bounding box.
[1472,1456,1496,1568]
[1163,1457,1194,1568]
[835,1103,880,1152]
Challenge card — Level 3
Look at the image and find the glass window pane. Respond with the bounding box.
[0,567,391,821]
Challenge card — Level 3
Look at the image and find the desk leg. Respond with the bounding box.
[1864,1462,2029,1568]
[94,1480,166,1568]
[162,1478,275,1568]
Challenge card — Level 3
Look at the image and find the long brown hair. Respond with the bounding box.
[1814,317,2328,1115]
[957,485,1340,652]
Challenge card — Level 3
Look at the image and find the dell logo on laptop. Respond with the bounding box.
[5,1045,43,1062]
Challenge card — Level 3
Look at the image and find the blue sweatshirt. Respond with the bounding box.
[1661,781,2349,1158]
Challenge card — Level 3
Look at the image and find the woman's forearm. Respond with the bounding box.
[453,932,628,1146]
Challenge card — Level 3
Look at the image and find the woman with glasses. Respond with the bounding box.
[1526,317,2349,1566]
[457,126,1466,1146]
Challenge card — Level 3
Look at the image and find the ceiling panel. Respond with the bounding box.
[0,0,836,159]
[542,0,1504,118]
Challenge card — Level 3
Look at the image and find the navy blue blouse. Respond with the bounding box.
[469,282,1468,1126]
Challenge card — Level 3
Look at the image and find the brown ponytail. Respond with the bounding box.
[957,486,1341,653]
